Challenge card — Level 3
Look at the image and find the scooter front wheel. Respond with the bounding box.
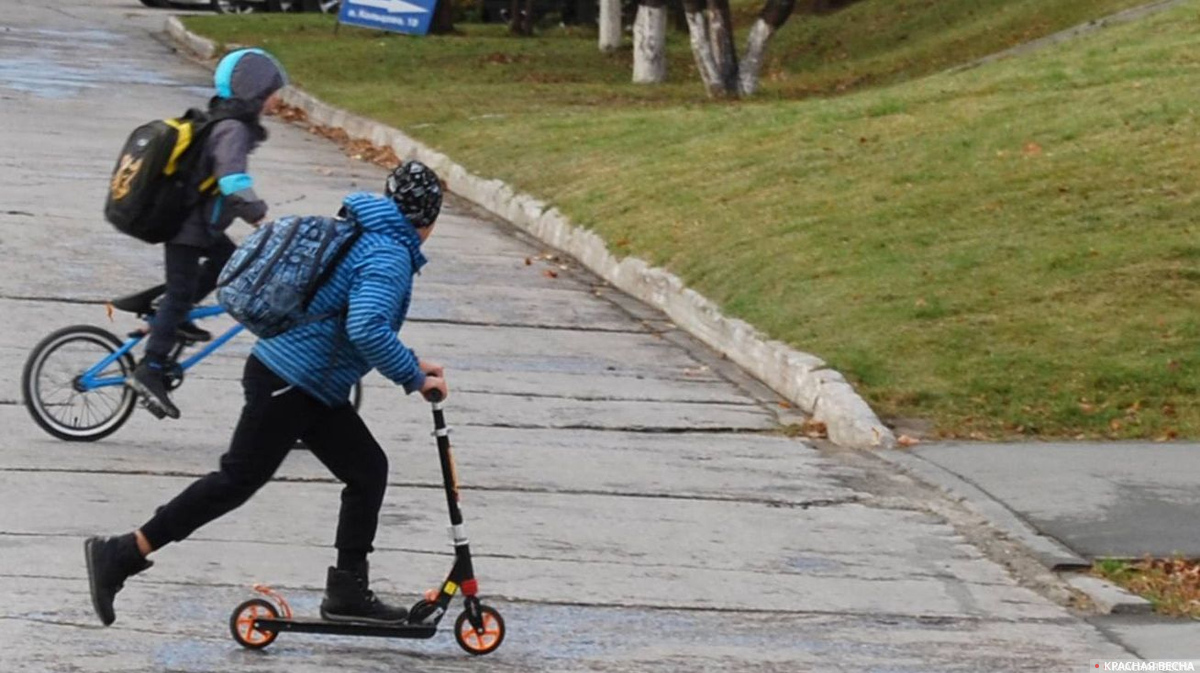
[230,598,280,649]
[454,604,505,656]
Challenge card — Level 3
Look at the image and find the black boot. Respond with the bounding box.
[320,563,408,624]
[175,321,212,343]
[84,534,153,626]
[126,358,180,420]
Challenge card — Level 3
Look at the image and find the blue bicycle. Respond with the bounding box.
[21,285,360,441]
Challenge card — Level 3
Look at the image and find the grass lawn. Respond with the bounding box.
[1094,558,1200,618]
[185,0,1200,440]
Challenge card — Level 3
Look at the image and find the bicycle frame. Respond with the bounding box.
[78,305,245,391]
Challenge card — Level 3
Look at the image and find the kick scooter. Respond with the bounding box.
[228,392,506,656]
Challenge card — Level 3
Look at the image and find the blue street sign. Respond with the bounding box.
[338,0,437,36]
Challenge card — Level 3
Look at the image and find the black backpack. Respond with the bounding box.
[103,109,217,243]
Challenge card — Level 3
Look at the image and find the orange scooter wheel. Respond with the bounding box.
[230,598,280,650]
[454,605,505,656]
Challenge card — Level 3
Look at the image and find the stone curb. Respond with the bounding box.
[875,450,1088,570]
[1064,574,1153,615]
[165,16,896,450]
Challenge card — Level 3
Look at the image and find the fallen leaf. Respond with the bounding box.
[897,434,920,448]
[799,419,828,438]
[543,269,559,279]
[524,257,532,266]
[1022,141,1043,157]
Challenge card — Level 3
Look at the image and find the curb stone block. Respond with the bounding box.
[168,18,896,451]
[814,381,896,449]
[1064,575,1152,615]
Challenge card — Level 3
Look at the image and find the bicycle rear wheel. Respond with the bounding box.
[22,325,137,441]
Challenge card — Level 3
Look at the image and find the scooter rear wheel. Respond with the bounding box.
[230,598,280,649]
[454,605,505,656]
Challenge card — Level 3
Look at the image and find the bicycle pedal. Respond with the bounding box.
[137,396,168,420]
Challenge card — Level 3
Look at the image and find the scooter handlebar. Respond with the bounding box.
[427,389,444,403]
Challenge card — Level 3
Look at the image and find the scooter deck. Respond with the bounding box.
[255,617,439,640]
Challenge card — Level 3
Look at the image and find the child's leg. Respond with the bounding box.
[146,244,204,361]
[139,356,317,547]
[192,235,237,303]
[301,406,389,570]
[87,356,318,626]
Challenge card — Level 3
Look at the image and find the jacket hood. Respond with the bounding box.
[341,193,427,272]
[213,49,287,107]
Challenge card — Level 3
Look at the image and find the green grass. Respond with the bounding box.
[185,0,1200,439]
[1094,558,1200,617]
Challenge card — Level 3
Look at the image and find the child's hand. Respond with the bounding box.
[420,376,448,402]
[419,359,444,378]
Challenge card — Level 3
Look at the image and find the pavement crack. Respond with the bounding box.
[459,422,772,435]
[0,467,844,508]
[408,316,649,335]
[457,388,759,407]
[0,571,1071,624]
[0,294,105,305]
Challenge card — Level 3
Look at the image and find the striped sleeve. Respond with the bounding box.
[344,248,426,393]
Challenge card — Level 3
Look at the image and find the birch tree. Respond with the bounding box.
[682,0,796,97]
[598,0,623,52]
[632,0,667,83]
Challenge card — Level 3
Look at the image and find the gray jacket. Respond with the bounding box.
[170,119,269,248]
[169,49,285,249]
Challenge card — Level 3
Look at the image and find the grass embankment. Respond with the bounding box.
[185,0,1200,439]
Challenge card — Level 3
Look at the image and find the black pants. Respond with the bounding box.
[141,357,389,564]
[146,237,237,360]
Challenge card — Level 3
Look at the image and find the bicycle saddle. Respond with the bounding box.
[109,284,166,316]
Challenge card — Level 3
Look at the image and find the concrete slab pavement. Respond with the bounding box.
[0,0,1146,669]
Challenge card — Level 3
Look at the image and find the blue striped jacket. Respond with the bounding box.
[252,193,427,406]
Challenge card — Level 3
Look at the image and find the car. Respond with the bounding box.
[138,0,340,14]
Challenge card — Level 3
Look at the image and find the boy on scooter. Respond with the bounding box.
[84,161,448,626]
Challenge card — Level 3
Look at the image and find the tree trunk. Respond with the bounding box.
[509,0,535,34]
[706,0,738,95]
[632,0,668,84]
[508,0,523,33]
[682,0,724,96]
[668,0,688,32]
[598,0,622,52]
[738,0,795,95]
[429,0,456,34]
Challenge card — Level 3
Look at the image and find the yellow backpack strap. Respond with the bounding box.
[198,175,218,193]
[162,118,195,177]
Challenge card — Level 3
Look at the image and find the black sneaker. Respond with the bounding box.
[320,564,408,624]
[84,534,153,626]
[175,322,212,343]
[126,360,180,420]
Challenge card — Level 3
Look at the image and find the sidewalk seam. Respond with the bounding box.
[875,450,1088,570]
[163,16,895,451]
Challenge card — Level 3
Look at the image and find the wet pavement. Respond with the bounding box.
[0,0,1141,670]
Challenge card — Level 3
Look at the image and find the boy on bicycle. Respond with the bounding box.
[86,162,447,626]
[128,49,286,420]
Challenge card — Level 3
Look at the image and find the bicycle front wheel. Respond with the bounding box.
[22,325,138,441]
